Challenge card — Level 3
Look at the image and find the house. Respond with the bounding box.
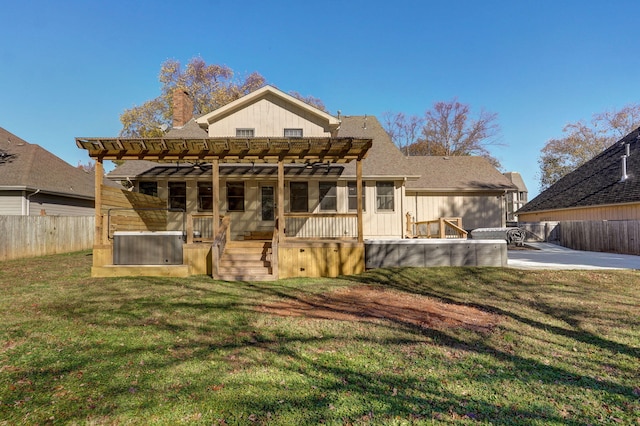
[0,127,96,216]
[76,85,516,280]
[517,127,640,222]
[503,172,528,222]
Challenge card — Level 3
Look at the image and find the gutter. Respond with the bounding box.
[25,189,40,216]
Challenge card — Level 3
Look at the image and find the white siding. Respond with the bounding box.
[406,191,505,230]
[208,94,332,137]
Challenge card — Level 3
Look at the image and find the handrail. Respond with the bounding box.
[212,215,231,279]
[406,213,467,239]
[270,217,279,279]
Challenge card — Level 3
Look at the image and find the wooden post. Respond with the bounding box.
[356,159,363,243]
[406,212,413,238]
[212,159,220,237]
[94,159,104,244]
[278,160,285,241]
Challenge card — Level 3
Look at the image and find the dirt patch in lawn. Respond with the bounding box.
[257,285,499,332]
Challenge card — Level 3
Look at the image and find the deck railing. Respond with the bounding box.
[406,213,468,239]
[211,215,231,279]
[284,213,358,239]
[186,213,216,243]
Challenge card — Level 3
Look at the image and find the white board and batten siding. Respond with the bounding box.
[406,192,505,230]
[208,94,333,137]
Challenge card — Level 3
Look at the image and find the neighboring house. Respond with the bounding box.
[0,127,97,215]
[76,85,516,279]
[503,171,528,222]
[517,127,640,222]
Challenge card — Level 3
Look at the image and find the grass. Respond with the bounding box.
[0,251,638,425]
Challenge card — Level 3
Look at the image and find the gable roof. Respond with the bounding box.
[503,172,528,192]
[518,127,640,214]
[405,156,516,192]
[195,85,341,131]
[0,127,97,199]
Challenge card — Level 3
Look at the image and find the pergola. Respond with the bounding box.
[76,136,372,243]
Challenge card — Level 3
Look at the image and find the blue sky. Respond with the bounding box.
[1,0,639,198]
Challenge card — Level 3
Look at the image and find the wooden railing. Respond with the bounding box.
[270,217,279,279]
[284,213,358,239]
[186,213,216,243]
[211,215,231,279]
[406,213,468,239]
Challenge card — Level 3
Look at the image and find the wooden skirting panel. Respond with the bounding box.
[183,244,212,276]
[92,265,190,278]
[278,240,365,279]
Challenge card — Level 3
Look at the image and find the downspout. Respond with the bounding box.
[26,189,40,216]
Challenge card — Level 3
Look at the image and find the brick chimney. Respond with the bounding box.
[172,89,193,128]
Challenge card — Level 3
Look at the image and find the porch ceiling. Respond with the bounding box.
[76,137,372,163]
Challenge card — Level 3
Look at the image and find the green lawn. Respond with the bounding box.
[0,251,638,425]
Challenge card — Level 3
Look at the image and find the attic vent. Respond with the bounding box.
[620,155,629,183]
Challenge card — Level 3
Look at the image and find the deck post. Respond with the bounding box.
[212,159,220,237]
[278,160,285,241]
[356,159,364,243]
[94,158,104,244]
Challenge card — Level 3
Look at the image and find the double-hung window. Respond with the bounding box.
[348,181,365,211]
[376,181,395,212]
[168,182,186,211]
[290,182,308,212]
[319,182,337,212]
[226,182,245,212]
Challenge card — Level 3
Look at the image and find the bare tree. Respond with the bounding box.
[538,104,640,190]
[381,112,424,155]
[409,99,502,167]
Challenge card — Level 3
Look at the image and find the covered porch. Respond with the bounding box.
[77,136,372,280]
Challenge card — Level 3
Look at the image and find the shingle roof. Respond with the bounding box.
[164,118,208,138]
[0,127,96,198]
[503,172,528,192]
[405,156,516,191]
[517,127,640,214]
[107,115,513,193]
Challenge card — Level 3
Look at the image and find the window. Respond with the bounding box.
[319,182,337,211]
[226,182,245,211]
[348,181,365,211]
[168,182,186,211]
[284,128,303,138]
[139,181,157,197]
[290,182,308,212]
[236,128,254,137]
[376,181,395,212]
[198,182,213,211]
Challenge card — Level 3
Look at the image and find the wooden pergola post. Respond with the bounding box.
[212,159,220,236]
[356,159,364,243]
[277,160,285,241]
[94,158,104,245]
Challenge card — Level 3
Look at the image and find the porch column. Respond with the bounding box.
[278,160,285,241]
[356,159,364,243]
[94,158,104,244]
[212,159,220,236]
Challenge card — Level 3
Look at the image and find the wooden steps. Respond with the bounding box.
[215,240,275,281]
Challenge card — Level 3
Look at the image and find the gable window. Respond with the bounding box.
[139,181,158,197]
[284,128,303,138]
[290,182,308,212]
[226,182,245,212]
[319,182,337,211]
[376,181,395,212]
[198,182,213,211]
[348,181,366,212]
[168,182,186,211]
[236,128,255,137]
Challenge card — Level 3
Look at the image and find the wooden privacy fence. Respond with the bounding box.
[0,216,94,261]
[559,220,640,255]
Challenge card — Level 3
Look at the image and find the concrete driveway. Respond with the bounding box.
[507,242,640,270]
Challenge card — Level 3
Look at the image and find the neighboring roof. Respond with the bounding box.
[0,127,96,199]
[518,127,640,214]
[195,85,340,131]
[164,118,208,138]
[405,156,517,192]
[503,172,528,192]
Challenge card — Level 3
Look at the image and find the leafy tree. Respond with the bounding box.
[119,57,266,137]
[538,104,640,190]
[383,100,502,168]
[288,91,327,112]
